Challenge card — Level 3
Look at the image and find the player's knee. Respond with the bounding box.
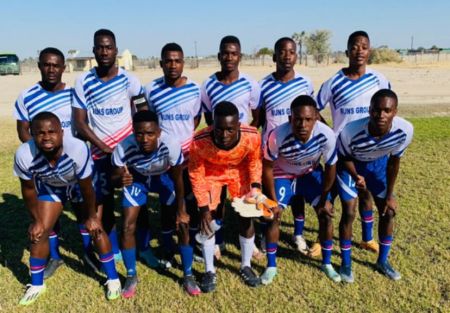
[122,220,137,237]
[318,212,332,225]
[342,208,356,224]
[382,208,396,220]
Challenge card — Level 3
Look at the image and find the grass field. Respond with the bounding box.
[0,116,449,313]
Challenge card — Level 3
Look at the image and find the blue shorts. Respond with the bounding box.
[337,156,388,202]
[35,180,82,204]
[92,156,113,202]
[122,174,175,209]
[275,166,331,209]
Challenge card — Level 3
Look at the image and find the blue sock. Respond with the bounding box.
[179,245,194,276]
[121,248,137,277]
[294,215,305,236]
[78,224,92,253]
[340,239,352,267]
[30,257,46,286]
[49,230,62,260]
[266,242,277,268]
[108,228,120,255]
[161,229,175,256]
[99,251,119,280]
[215,220,224,245]
[137,227,151,252]
[361,210,374,242]
[189,227,198,247]
[378,235,393,264]
[321,240,333,265]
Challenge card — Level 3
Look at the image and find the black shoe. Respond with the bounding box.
[239,266,261,287]
[44,258,64,279]
[200,271,217,293]
[83,251,102,274]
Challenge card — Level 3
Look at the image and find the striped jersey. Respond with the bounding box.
[259,72,314,142]
[317,68,390,134]
[14,83,74,137]
[201,73,260,123]
[144,77,201,155]
[14,136,92,186]
[264,121,337,178]
[112,133,183,179]
[337,116,413,162]
[73,67,144,160]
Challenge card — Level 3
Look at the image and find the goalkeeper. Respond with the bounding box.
[263,95,341,283]
[189,101,275,292]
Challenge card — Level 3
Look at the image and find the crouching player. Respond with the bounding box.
[111,110,199,297]
[263,95,341,283]
[337,89,413,282]
[14,112,121,305]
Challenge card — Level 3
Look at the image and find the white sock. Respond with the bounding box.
[239,235,255,269]
[202,235,216,273]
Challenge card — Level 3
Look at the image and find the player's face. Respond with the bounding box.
[38,53,65,85]
[218,43,241,73]
[32,119,63,155]
[290,105,317,143]
[213,115,240,149]
[274,40,297,72]
[93,35,118,68]
[160,51,184,81]
[133,121,161,154]
[347,36,370,67]
[369,96,397,134]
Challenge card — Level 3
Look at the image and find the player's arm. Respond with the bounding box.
[78,176,103,237]
[340,157,365,190]
[258,106,266,130]
[73,107,113,154]
[20,178,44,243]
[111,165,133,188]
[16,120,32,143]
[250,108,260,127]
[262,158,276,201]
[204,112,213,126]
[382,155,401,215]
[316,163,336,217]
[168,164,189,225]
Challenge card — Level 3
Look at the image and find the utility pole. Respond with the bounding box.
[194,41,198,68]
[410,36,414,51]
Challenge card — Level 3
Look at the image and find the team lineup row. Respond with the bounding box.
[13,28,413,305]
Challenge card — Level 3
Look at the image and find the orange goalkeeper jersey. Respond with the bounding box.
[188,124,262,209]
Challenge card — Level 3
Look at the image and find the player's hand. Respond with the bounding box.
[382,195,398,216]
[101,144,113,154]
[317,201,334,218]
[176,210,190,228]
[355,175,366,190]
[244,187,263,204]
[269,205,283,222]
[122,165,133,187]
[85,216,103,239]
[28,221,45,243]
[200,209,213,235]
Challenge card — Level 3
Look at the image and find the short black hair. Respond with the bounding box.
[132,110,159,125]
[290,95,318,111]
[220,35,241,51]
[39,47,65,63]
[371,89,398,107]
[274,37,296,53]
[214,101,239,119]
[31,111,61,129]
[94,29,116,45]
[347,31,370,47]
[161,43,183,59]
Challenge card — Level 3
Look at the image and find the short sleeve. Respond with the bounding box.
[127,73,144,98]
[111,142,125,167]
[13,92,29,121]
[74,142,93,179]
[200,79,212,113]
[316,79,332,111]
[13,143,33,180]
[321,125,337,165]
[391,120,414,157]
[249,79,261,109]
[73,75,87,110]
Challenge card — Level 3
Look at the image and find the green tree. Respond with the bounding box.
[305,30,332,63]
[292,31,306,64]
[256,47,274,65]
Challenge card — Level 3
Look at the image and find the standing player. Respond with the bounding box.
[15,112,121,305]
[189,102,269,292]
[336,89,413,282]
[317,31,391,257]
[263,95,340,283]
[259,37,314,254]
[73,29,147,262]
[144,43,202,264]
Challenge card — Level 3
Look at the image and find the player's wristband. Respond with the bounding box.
[199,206,209,214]
[251,182,262,189]
[132,95,148,108]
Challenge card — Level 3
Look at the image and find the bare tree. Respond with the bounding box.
[292,31,306,64]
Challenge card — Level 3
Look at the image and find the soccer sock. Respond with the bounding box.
[161,229,175,257]
[214,220,224,245]
[78,224,92,253]
[48,230,62,260]
[321,239,333,265]
[179,245,194,276]
[108,228,120,255]
[266,242,278,268]
[239,235,255,269]
[378,235,393,264]
[202,235,216,273]
[137,227,151,252]
[340,239,352,267]
[30,257,46,286]
[121,248,137,277]
[189,227,199,247]
[361,210,374,242]
[99,252,119,280]
[294,215,305,236]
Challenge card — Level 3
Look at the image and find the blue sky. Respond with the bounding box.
[2,0,449,58]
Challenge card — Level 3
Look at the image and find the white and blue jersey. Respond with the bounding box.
[13,137,92,203]
[336,116,413,200]
[14,83,74,138]
[145,77,201,156]
[73,67,144,160]
[317,68,390,134]
[259,72,314,142]
[112,134,184,208]
[201,73,260,124]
